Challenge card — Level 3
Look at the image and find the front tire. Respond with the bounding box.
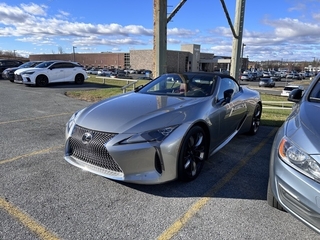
[178,126,208,182]
[36,75,48,87]
[247,103,261,135]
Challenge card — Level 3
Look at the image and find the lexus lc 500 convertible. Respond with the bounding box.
[64,72,262,184]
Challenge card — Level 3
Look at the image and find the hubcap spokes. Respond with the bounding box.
[184,132,205,177]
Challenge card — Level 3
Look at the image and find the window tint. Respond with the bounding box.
[309,80,320,101]
[217,77,239,101]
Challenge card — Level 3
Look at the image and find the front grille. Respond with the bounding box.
[14,74,23,81]
[68,125,122,173]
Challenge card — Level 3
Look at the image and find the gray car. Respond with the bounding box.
[259,78,275,88]
[64,72,262,184]
[267,73,320,233]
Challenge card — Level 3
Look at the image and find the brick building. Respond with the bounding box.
[29,44,233,74]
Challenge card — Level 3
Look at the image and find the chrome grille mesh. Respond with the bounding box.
[68,125,122,173]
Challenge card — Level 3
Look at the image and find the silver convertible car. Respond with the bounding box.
[64,72,262,184]
[268,73,320,233]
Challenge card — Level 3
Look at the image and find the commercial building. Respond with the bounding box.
[29,44,236,74]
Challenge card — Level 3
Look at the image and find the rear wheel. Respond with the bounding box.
[75,74,84,84]
[178,126,208,182]
[36,75,48,87]
[247,103,261,135]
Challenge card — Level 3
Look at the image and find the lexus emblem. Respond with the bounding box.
[82,132,93,144]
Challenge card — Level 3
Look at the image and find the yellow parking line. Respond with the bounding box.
[0,112,73,125]
[157,128,278,240]
[0,197,60,240]
[1,145,64,238]
[0,146,63,165]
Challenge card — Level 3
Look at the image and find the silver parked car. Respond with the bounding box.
[267,73,320,233]
[258,78,275,88]
[64,72,262,184]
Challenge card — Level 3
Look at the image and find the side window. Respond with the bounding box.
[64,62,76,68]
[309,80,320,100]
[51,63,65,69]
[217,77,239,101]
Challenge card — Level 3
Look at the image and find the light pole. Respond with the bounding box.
[73,46,77,62]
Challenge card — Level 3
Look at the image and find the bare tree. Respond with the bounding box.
[58,46,64,54]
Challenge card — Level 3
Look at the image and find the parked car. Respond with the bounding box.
[97,69,112,76]
[280,85,304,97]
[115,72,133,79]
[86,67,100,75]
[286,73,294,79]
[240,73,252,81]
[124,69,137,74]
[64,72,262,184]
[292,73,302,80]
[259,78,275,87]
[262,72,271,77]
[251,72,259,81]
[270,75,281,81]
[14,60,88,86]
[0,59,24,77]
[2,61,42,82]
[267,72,320,234]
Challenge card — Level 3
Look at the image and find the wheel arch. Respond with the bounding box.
[177,121,211,162]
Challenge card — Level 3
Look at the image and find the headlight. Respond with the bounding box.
[278,137,320,183]
[120,125,178,144]
[66,109,85,134]
[23,71,35,75]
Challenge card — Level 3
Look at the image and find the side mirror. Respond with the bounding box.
[224,89,234,104]
[288,89,303,103]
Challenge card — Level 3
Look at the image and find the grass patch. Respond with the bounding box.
[66,75,148,102]
[260,93,292,127]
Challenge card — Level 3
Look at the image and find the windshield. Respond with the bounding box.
[138,73,216,97]
[19,61,41,68]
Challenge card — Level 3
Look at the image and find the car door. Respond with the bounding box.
[213,77,247,145]
[48,62,66,83]
[62,62,78,82]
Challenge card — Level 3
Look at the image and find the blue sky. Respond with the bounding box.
[1,0,320,62]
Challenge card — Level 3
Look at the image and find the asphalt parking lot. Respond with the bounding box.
[0,79,319,240]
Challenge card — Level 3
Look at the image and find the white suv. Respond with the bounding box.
[14,60,88,86]
[280,85,304,97]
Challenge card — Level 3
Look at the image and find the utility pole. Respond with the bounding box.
[153,0,186,78]
[73,46,77,62]
[153,0,167,78]
[229,0,246,82]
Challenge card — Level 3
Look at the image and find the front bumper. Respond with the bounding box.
[271,151,320,234]
[64,124,185,184]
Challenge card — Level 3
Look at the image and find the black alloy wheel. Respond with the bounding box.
[248,104,262,135]
[178,126,207,181]
[36,75,49,87]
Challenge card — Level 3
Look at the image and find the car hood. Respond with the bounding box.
[75,92,207,133]
[286,102,320,154]
[4,67,19,72]
[14,67,40,74]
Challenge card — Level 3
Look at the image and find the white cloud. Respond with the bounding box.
[20,3,47,16]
